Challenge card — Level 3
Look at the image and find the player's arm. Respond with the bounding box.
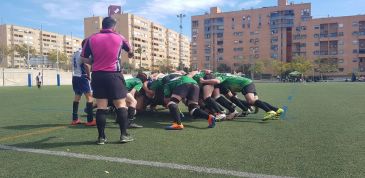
[84,63,91,80]
[81,39,92,64]
[187,71,199,78]
[129,88,136,96]
[121,36,134,58]
[200,78,221,85]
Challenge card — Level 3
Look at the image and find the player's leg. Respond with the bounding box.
[126,93,142,128]
[84,92,96,126]
[243,84,276,121]
[202,85,226,121]
[110,73,133,143]
[165,95,184,130]
[213,86,239,120]
[71,94,82,125]
[81,77,95,125]
[187,84,216,128]
[71,76,82,125]
[92,72,110,144]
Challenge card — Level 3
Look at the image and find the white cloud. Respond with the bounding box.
[134,0,263,22]
[38,0,126,20]
[135,0,229,21]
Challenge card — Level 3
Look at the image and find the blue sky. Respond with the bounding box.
[1,0,365,39]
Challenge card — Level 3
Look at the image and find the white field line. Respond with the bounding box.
[0,144,294,178]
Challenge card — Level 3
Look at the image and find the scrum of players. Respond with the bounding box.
[118,70,284,130]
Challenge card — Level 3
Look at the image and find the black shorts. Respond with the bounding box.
[218,84,230,95]
[152,88,165,106]
[241,83,257,95]
[172,84,200,103]
[91,72,128,100]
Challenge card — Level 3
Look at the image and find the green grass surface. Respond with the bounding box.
[0,83,364,177]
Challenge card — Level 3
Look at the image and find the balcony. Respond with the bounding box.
[359,49,365,54]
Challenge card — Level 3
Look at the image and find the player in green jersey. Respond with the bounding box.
[124,77,144,128]
[192,70,228,121]
[164,73,216,130]
[201,73,283,121]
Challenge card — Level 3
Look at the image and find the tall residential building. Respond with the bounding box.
[84,13,190,70]
[0,24,82,68]
[191,0,365,77]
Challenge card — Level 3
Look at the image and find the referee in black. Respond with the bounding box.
[81,17,134,145]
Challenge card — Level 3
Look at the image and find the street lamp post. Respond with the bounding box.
[177,13,186,70]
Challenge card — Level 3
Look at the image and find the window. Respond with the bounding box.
[217,41,223,45]
[233,47,243,52]
[216,33,224,38]
[217,48,224,53]
[314,25,320,30]
[233,32,243,36]
[233,55,244,60]
[217,25,224,30]
[192,20,199,28]
[314,42,319,46]
[205,56,210,61]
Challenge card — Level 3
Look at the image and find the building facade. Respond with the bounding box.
[84,13,190,71]
[191,0,365,77]
[0,24,82,68]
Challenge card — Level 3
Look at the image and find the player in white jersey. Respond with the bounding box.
[71,39,95,126]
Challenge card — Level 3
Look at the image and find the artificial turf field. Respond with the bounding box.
[0,83,364,178]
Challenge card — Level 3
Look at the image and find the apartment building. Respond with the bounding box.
[0,24,82,68]
[84,12,190,70]
[191,0,365,77]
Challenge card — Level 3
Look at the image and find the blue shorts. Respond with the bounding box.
[72,76,91,95]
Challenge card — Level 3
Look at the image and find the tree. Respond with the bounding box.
[0,45,13,67]
[159,59,174,73]
[271,60,288,76]
[314,58,338,80]
[217,63,231,73]
[47,50,69,70]
[14,44,37,67]
[248,61,264,79]
[289,56,313,78]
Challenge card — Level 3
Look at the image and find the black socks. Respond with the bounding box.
[216,96,236,113]
[96,109,107,139]
[86,102,93,122]
[116,108,129,136]
[168,103,182,124]
[72,101,79,120]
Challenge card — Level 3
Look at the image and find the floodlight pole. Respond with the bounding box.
[177,13,185,70]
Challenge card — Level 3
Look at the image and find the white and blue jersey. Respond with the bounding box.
[72,49,87,77]
[72,49,91,95]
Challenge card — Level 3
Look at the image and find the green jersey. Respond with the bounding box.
[192,71,206,85]
[214,73,252,92]
[149,78,163,91]
[125,78,143,92]
[164,76,197,96]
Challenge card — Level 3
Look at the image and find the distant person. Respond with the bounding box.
[81,17,134,145]
[71,39,95,126]
[351,73,357,82]
[36,72,42,88]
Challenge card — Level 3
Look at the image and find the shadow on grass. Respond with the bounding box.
[10,136,96,149]
[2,124,68,131]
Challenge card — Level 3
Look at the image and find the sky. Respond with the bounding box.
[0,0,365,39]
